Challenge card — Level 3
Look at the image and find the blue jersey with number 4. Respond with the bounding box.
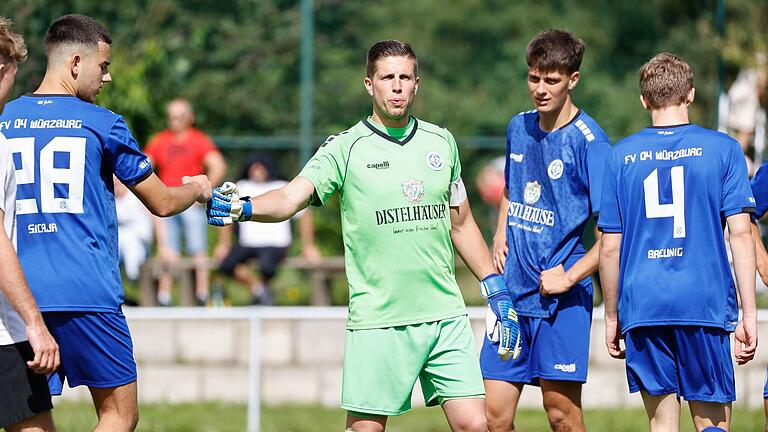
[598,124,755,333]
[0,95,152,312]
[504,110,611,317]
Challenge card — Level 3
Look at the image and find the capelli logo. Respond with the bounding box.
[554,363,576,373]
[657,130,674,136]
[36,100,53,106]
[367,161,390,170]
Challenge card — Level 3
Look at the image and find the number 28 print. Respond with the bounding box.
[8,136,86,215]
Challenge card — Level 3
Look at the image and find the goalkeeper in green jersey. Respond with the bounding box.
[208,40,520,432]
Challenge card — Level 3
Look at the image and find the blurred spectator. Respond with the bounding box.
[475,156,507,238]
[213,154,320,305]
[726,53,767,176]
[114,177,153,284]
[475,156,506,209]
[144,98,227,306]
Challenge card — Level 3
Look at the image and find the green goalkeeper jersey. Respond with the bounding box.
[299,116,468,329]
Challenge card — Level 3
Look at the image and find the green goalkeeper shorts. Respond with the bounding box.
[341,314,484,416]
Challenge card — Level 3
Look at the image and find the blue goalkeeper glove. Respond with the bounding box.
[481,273,522,361]
[206,182,253,226]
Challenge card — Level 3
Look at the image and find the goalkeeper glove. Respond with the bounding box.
[481,273,522,361]
[206,182,253,226]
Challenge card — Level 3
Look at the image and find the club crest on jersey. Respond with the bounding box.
[425,152,444,171]
[548,159,564,180]
[402,179,425,204]
[523,181,542,205]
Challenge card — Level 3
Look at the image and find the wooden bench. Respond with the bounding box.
[137,256,346,306]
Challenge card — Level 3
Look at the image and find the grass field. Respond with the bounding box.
[52,402,766,431]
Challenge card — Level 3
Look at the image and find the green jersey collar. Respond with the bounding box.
[363,116,418,146]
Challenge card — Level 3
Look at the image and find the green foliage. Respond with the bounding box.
[5,0,763,142]
[721,0,768,66]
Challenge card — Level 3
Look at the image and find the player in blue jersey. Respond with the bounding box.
[747,160,768,431]
[599,53,757,432]
[480,29,611,432]
[0,17,60,432]
[0,15,212,432]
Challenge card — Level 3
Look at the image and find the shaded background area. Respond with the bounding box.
[8,0,767,140]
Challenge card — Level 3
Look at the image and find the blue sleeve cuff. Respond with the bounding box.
[597,225,622,233]
[120,165,153,187]
[722,206,756,218]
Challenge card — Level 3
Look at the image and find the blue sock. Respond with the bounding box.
[701,427,726,432]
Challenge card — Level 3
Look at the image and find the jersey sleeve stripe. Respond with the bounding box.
[722,206,756,218]
[120,166,153,187]
[597,225,622,233]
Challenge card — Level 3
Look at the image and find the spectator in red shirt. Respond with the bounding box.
[144,98,227,305]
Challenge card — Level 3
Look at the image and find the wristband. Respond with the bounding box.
[240,198,253,221]
[480,273,506,298]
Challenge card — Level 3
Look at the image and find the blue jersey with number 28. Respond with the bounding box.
[0,95,152,312]
[598,124,755,333]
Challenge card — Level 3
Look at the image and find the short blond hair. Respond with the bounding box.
[0,17,27,65]
[639,53,693,110]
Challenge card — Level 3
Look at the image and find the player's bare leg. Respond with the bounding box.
[193,251,210,304]
[485,379,524,431]
[156,272,173,306]
[688,400,730,431]
[233,262,259,288]
[5,411,57,432]
[641,392,680,432]
[89,382,139,432]
[540,379,585,432]
[156,248,179,306]
[442,397,487,432]
[232,263,268,303]
[345,412,387,432]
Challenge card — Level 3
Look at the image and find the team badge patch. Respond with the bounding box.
[548,159,564,180]
[426,152,444,171]
[402,179,425,204]
[523,181,541,205]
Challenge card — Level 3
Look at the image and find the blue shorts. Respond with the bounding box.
[480,287,592,385]
[625,326,734,403]
[43,311,137,395]
[762,367,768,398]
[164,204,208,255]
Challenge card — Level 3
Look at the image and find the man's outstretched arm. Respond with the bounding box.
[248,177,316,222]
[0,209,59,374]
[130,172,212,217]
[208,177,316,225]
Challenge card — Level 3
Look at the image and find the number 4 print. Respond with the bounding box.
[8,137,86,215]
[643,166,685,238]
